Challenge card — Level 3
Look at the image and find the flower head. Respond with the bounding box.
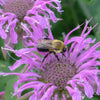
[1,19,100,100]
[0,0,62,44]
[2,0,33,19]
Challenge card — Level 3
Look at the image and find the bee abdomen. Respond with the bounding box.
[37,43,49,52]
[37,47,49,52]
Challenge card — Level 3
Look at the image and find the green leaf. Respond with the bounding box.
[81,0,96,5]
[84,95,100,100]
[17,91,34,100]
[0,61,11,92]
[4,77,18,100]
[95,25,100,41]
[15,41,23,50]
[77,0,100,27]
[0,37,4,60]
[0,60,10,72]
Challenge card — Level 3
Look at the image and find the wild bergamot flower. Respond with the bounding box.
[1,19,100,100]
[0,0,62,45]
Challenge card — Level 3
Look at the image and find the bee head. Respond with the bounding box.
[63,46,67,52]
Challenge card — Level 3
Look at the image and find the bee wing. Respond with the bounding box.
[37,42,54,49]
[37,39,56,50]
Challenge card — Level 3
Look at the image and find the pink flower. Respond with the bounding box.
[0,0,62,44]
[1,19,100,100]
[0,91,5,100]
[0,0,62,59]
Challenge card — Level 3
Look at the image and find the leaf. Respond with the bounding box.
[0,37,4,60]
[4,77,17,100]
[15,41,23,50]
[17,91,34,100]
[81,0,96,5]
[84,95,100,100]
[0,60,10,72]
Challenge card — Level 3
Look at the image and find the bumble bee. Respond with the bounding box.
[37,38,67,63]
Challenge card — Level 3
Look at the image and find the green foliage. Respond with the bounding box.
[81,0,96,5]
[0,60,24,100]
[0,61,16,99]
[4,77,17,100]
[0,37,4,60]
[15,41,23,50]
[84,95,100,100]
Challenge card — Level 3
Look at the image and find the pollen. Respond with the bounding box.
[41,59,77,90]
[3,0,33,20]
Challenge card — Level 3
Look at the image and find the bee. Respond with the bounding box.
[37,38,67,63]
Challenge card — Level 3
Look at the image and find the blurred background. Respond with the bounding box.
[52,0,100,41]
[0,0,100,99]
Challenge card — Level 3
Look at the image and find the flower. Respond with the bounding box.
[0,0,62,59]
[1,19,100,100]
[0,0,62,45]
[0,91,5,100]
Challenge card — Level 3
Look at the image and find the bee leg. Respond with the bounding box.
[53,52,59,61]
[42,52,52,63]
[62,53,66,58]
